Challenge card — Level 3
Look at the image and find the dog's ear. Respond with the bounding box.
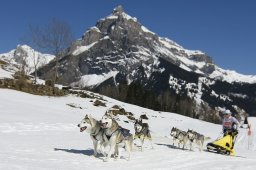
[87,114,93,122]
[88,114,96,126]
[85,114,88,118]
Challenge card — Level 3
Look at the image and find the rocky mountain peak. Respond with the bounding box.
[112,5,124,15]
[37,6,256,120]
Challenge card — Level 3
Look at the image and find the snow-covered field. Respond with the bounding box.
[0,89,255,170]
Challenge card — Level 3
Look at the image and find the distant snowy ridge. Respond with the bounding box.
[209,66,256,84]
[0,45,55,78]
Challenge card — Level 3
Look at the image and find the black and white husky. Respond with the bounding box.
[170,127,189,149]
[77,115,106,157]
[187,129,210,151]
[134,119,154,151]
[100,114,133,162]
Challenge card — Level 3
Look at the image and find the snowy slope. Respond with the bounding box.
[0,89,255,170]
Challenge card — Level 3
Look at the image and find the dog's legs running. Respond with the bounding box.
[125,140,131,161]
[172,138,175,146]
[104,138,117,162]
[149,138,154,149]
[99,141,107,157]
[93,141,98,157]
[140,137,145,152]
[189,141,192,151]
[199,141,203,152]
[114,145,120,160]
[182,140,187,150]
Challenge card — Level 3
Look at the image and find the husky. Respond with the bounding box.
[77,115,106,157]
[100,114,133,162]
[170,127,188,149]
[134,119,153,151]
[187,129,210,151]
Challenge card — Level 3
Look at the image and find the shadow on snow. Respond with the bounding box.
[155,143,189,151]
[54,148,94,156]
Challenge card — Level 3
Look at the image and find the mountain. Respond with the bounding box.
[0,45,55,79]
[37,6,256,120]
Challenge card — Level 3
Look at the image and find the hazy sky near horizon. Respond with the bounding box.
[0,0,255,75]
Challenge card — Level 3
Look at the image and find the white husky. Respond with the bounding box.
[187,129,210,151]
[78,115,106,157]
[100,114,133,162]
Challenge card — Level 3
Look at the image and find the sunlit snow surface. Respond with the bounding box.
[0,89,255,170]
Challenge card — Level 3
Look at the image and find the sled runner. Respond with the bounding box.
[206,131,238,156]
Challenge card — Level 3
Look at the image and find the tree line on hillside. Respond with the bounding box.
[95,81,221,124]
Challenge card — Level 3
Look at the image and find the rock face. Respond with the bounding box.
[37,6,256,121]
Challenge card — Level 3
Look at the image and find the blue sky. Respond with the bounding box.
[0,0,255,75]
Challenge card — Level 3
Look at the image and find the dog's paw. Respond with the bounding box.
[114,157,120,161]
[103,158,109,162]
[93,152,98,157]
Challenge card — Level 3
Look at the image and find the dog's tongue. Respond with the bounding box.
[101,123,107,128]
[80,127,86,132]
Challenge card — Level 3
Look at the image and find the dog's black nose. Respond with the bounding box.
[77,124,80,127]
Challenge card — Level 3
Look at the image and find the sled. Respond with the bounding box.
[206,131,238,156]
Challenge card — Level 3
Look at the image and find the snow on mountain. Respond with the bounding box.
[71,71,119,88]
[158,37,256,84]
[72,6,256,84]
[209,66,256,84]
[0,67,13,79]
[0,45,55,78]
[0,88,256,170]
[72,41,98,56]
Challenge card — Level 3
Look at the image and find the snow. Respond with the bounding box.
[0,45,55,74]
[0,67,13,79]
[159,37,183,49]
[210,67,256,84]
[141,26,155,35]
[0,88,256,170]
[178,55,206,70]
[104,12,137,22]
[179,63,192,72]
[121,12,137,22]
[71,71,119,88]
[106,15,118,20]
[159,37,205,56]
[72,42,98,56]
[90,26,101,33]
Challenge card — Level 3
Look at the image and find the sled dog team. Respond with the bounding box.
[78,111,208,162]
[170,127,210,151]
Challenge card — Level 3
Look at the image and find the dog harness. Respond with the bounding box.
[105,126,131,143]
[91,127,101,141]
